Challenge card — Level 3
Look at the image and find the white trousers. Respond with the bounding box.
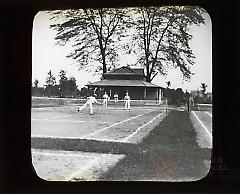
[79,101,93,114]
[125,100,130,110]
[103,99,108,107]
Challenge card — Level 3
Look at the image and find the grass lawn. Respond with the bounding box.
[99,110,211,181]
[31,104,211,181]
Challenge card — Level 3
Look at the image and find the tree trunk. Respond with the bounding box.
[99,38,107,74]
[145,74,151,82]
[102,55,107,73]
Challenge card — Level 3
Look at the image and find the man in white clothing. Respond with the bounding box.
[114,93,119,103]
[103,92,109,107]
[78,94,102,115]
[124,92,131,110]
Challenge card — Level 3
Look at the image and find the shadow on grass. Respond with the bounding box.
[31,137,143,155]
[31,110,211,181]
[98,110,212,181]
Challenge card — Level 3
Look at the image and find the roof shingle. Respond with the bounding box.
[105,66,144,76]
[87,79,163,88]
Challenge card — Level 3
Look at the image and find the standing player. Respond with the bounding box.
[189,96,194,107]
[77,94,102,115]
[185,90,191,115]
[114,93,119,103]
[103,92,109,107]
[186,96,194,115]
[186,97,190,115]
[124,92,131,110]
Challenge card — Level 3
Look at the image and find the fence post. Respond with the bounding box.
[166,98,168,115]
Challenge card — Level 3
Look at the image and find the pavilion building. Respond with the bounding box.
[87,66,164,102]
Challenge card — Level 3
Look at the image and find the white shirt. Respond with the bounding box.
[103,94,109,99]
[124,95,130,101]
[87,96,98,104]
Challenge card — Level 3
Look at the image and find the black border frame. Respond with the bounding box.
[0,0,239,194]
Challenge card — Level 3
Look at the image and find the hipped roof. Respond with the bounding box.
[87,79,164,88]
[103,66,144,76]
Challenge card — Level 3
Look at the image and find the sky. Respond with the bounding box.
[32,8,212,92]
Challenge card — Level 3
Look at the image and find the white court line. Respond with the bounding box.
[83,109,158,138]
[192,111,212,139]
[31,118,96,123]
[122,112,164,142]
[110,108,155,111]
[52,115,73,119]
[31,134,80,139]
[31,149,88,157]
[32,149,106,177]
[65,154,125,181]
[205,111,212,117]
[66,156,101,181]
[31,149,120,181]
[31,109,164,143]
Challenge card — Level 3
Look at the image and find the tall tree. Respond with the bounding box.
[58,70,68,84]
[166,81,171,88]
[45,70,57,97]
[58,70,68,96]
[175,88,184,104]
[200,83,207,95]
[33,79,39,88]
[131,6,205,82]
[67,77,78,97]
[46,70,56,86]
[49,8,129,74]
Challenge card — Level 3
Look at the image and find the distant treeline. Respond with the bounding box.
[163,87,212,105]
[32,70,94,98]
[32,86,94,98]
[32,86,212,105]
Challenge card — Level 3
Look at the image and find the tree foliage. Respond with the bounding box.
[49,6,206,83]
[163,87,186,105]
[66,77,78,97]
[58,69,68,96]
[33,79,39,88]
[50,8,130,74]
[58,70,78,97]
[166,81,171,88]
[46,70,56,86]
[59,70,68,85]
[131,6,206,82]
[45,70,57,96]
[200,83,207,94]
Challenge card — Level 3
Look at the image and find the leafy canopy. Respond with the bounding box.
[49,6,206,82]
[50,8,130,73]
[130,6,206,82]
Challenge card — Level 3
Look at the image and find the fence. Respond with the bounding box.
[32,96,165,108]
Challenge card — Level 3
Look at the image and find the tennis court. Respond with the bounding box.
[31,100,212,181]
[31,104,166,143]
[31,103,168,181]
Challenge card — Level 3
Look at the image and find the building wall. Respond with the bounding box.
[95,86,162,100]
[146,88,158,100]
[129,87,145,100]
[99,86,144,100]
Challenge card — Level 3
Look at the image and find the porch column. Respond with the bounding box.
[144,87,147,99]
[158,88,162,104]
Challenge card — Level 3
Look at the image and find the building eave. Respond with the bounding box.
[87,79,164,89]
